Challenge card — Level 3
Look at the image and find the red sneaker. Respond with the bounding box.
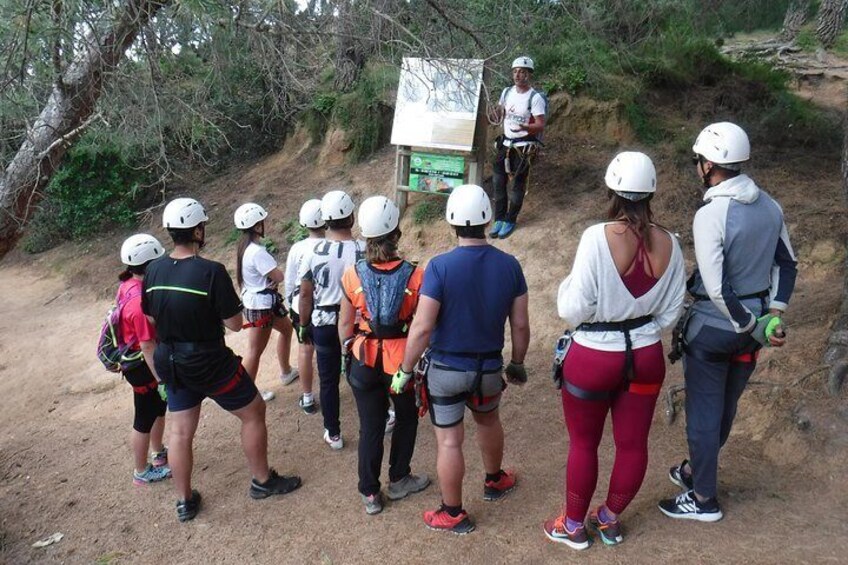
[423,505,476,535]
[483,469,516,501]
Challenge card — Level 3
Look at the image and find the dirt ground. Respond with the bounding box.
[2,72,848,564]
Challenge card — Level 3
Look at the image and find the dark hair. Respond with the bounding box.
[454,225,487,239]
[118,263,148,282]
[366,228,402,264]
[606,190,658,251]
[327,215,354,230]
[168,227,197,245]
[235,229,258,289]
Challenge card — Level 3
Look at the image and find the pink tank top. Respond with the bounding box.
[619,230,659,298]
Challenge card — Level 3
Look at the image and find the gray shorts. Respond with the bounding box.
[426,362,505,428]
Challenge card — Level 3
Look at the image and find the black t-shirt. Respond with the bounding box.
[142,255,242,343]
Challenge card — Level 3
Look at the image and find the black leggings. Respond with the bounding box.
[124,364,167,433]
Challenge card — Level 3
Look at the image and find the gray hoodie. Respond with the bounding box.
[688,174,797,335]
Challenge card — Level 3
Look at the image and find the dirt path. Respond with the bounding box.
[3,77,848,561]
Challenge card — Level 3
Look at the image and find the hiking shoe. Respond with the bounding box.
[133,464,171,486]
[489,221,504,238]
[151,447,168,468]
[298,394,318,415]
[362,492,384,515]
[423,505,475,535]
[384,408,396,435]
[589,508,623,546]
[249,468,302,499]
[543,515,591,550]
[279,369,299,386]
[658,490,723,522]
[261,390,276,402]
[387,474,431,501]
[669,458,694,490]
[498,221,516,239]
[176,489,202,522]
[323,429,343,450]
[483,469,516,501]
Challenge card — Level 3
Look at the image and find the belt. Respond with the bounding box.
[577,316,653,382]
[690,289,770,302]
[166,339,226,353]
[564,380,662,401]
[316,304,341,313]
[430,349,502,360]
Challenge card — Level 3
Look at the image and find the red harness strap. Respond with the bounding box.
[627,382,663,396]
[731,350,759,364]
[131,381,158,395]
[210,364,248,396]
[243,314,272,329]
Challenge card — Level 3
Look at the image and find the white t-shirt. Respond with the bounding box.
[556,223,686,351]
[241,242,279,310]
[297,239,365,326]
[500,87,546,140]
[284,236,324,313]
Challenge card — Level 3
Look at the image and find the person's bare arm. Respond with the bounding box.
[338,296,355,344]
[299,279,314,326]
[509,293,530,364]
[139,340,160,382]
[399,296,440,372]
[223,312,243,332]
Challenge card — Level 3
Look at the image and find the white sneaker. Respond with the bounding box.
[261,390,276,402]
[323,429,343,450]
[384,408,396,435]
[279,368,299,386]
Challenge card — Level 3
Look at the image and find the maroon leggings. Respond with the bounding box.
[561,340,665,521]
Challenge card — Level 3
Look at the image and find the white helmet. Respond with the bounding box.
[163,197,208,229]
[692,122,750,164]
[233,202,268,230]
[511,56,534,71]
[358,196,400,238]
[446,184,492,227]
[321,190,355,221]
[299,199,326,229]
[604,152,657,200]
[121,233,164,266]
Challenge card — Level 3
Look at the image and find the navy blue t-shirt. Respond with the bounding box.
[421,245,527,370]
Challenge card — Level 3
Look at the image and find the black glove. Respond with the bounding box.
[297,323,313,345]
[505,361,527,385]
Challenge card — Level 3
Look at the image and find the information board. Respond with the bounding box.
[408,153,464,193]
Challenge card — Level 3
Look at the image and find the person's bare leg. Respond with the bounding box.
[242,326,272,382]
[433,423,465,506]
[231,395,271,482]
[169,406,202,500]
[472,408,504,474]
[149,415,166,453]
[274,317,294,374]
[131,429,151,473]
[298,342,315,395]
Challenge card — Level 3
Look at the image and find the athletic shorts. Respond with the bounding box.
[166,363,258,412]
[244,306,286,329]
[426,362,505,428]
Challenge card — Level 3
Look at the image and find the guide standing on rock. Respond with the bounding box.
[143,197,302,522]
[658,122,797,522]
[489,55,546,239]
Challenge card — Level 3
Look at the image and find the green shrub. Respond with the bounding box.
[332,64,398,162]
[281,218,308,244]
[412,199,445,225]
[224,227,241,246]
[22,142,149,253]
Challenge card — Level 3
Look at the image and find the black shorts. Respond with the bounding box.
[166,363,258,412]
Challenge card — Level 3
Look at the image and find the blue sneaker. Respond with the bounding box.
[489,221,503,238]
[133,464,172,486]
[498,221,516,238]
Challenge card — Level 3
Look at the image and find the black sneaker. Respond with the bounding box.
[176,489,202,522]
[658,490,723,522]
[249,468,302,499]
[669,458,694,490]
[298,394,318,415]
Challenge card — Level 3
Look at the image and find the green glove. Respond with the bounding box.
[297,323,313,344]
[750,314,783,346]
[391,368,413,394]
[157,383,168,402]
[505,361,528,385]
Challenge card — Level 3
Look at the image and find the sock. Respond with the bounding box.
[441,503,463,517]
[598,505,617,524]
[485,470,504,483]
[303,392,314,403]
[566,517,583,532]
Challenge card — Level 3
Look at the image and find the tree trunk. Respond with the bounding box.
[824,87,848,394]
[0,0,170,259]
[816,0,848,49]
[781,0,811,42]
[332,0,364,93]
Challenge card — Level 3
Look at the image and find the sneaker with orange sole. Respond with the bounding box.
[483,469,516,501]
[543,514,591,550]
[589,507,623,545]
[423,505,476,535]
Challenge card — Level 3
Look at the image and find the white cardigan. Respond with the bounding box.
[557,223,686,352]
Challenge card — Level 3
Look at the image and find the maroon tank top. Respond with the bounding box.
[619,229,659,298]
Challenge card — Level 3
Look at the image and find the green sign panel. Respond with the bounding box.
[408,153,465,194]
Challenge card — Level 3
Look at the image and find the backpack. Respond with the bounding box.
[354,260,415,339]
[96,288,145,373]
[501,86,548,141]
